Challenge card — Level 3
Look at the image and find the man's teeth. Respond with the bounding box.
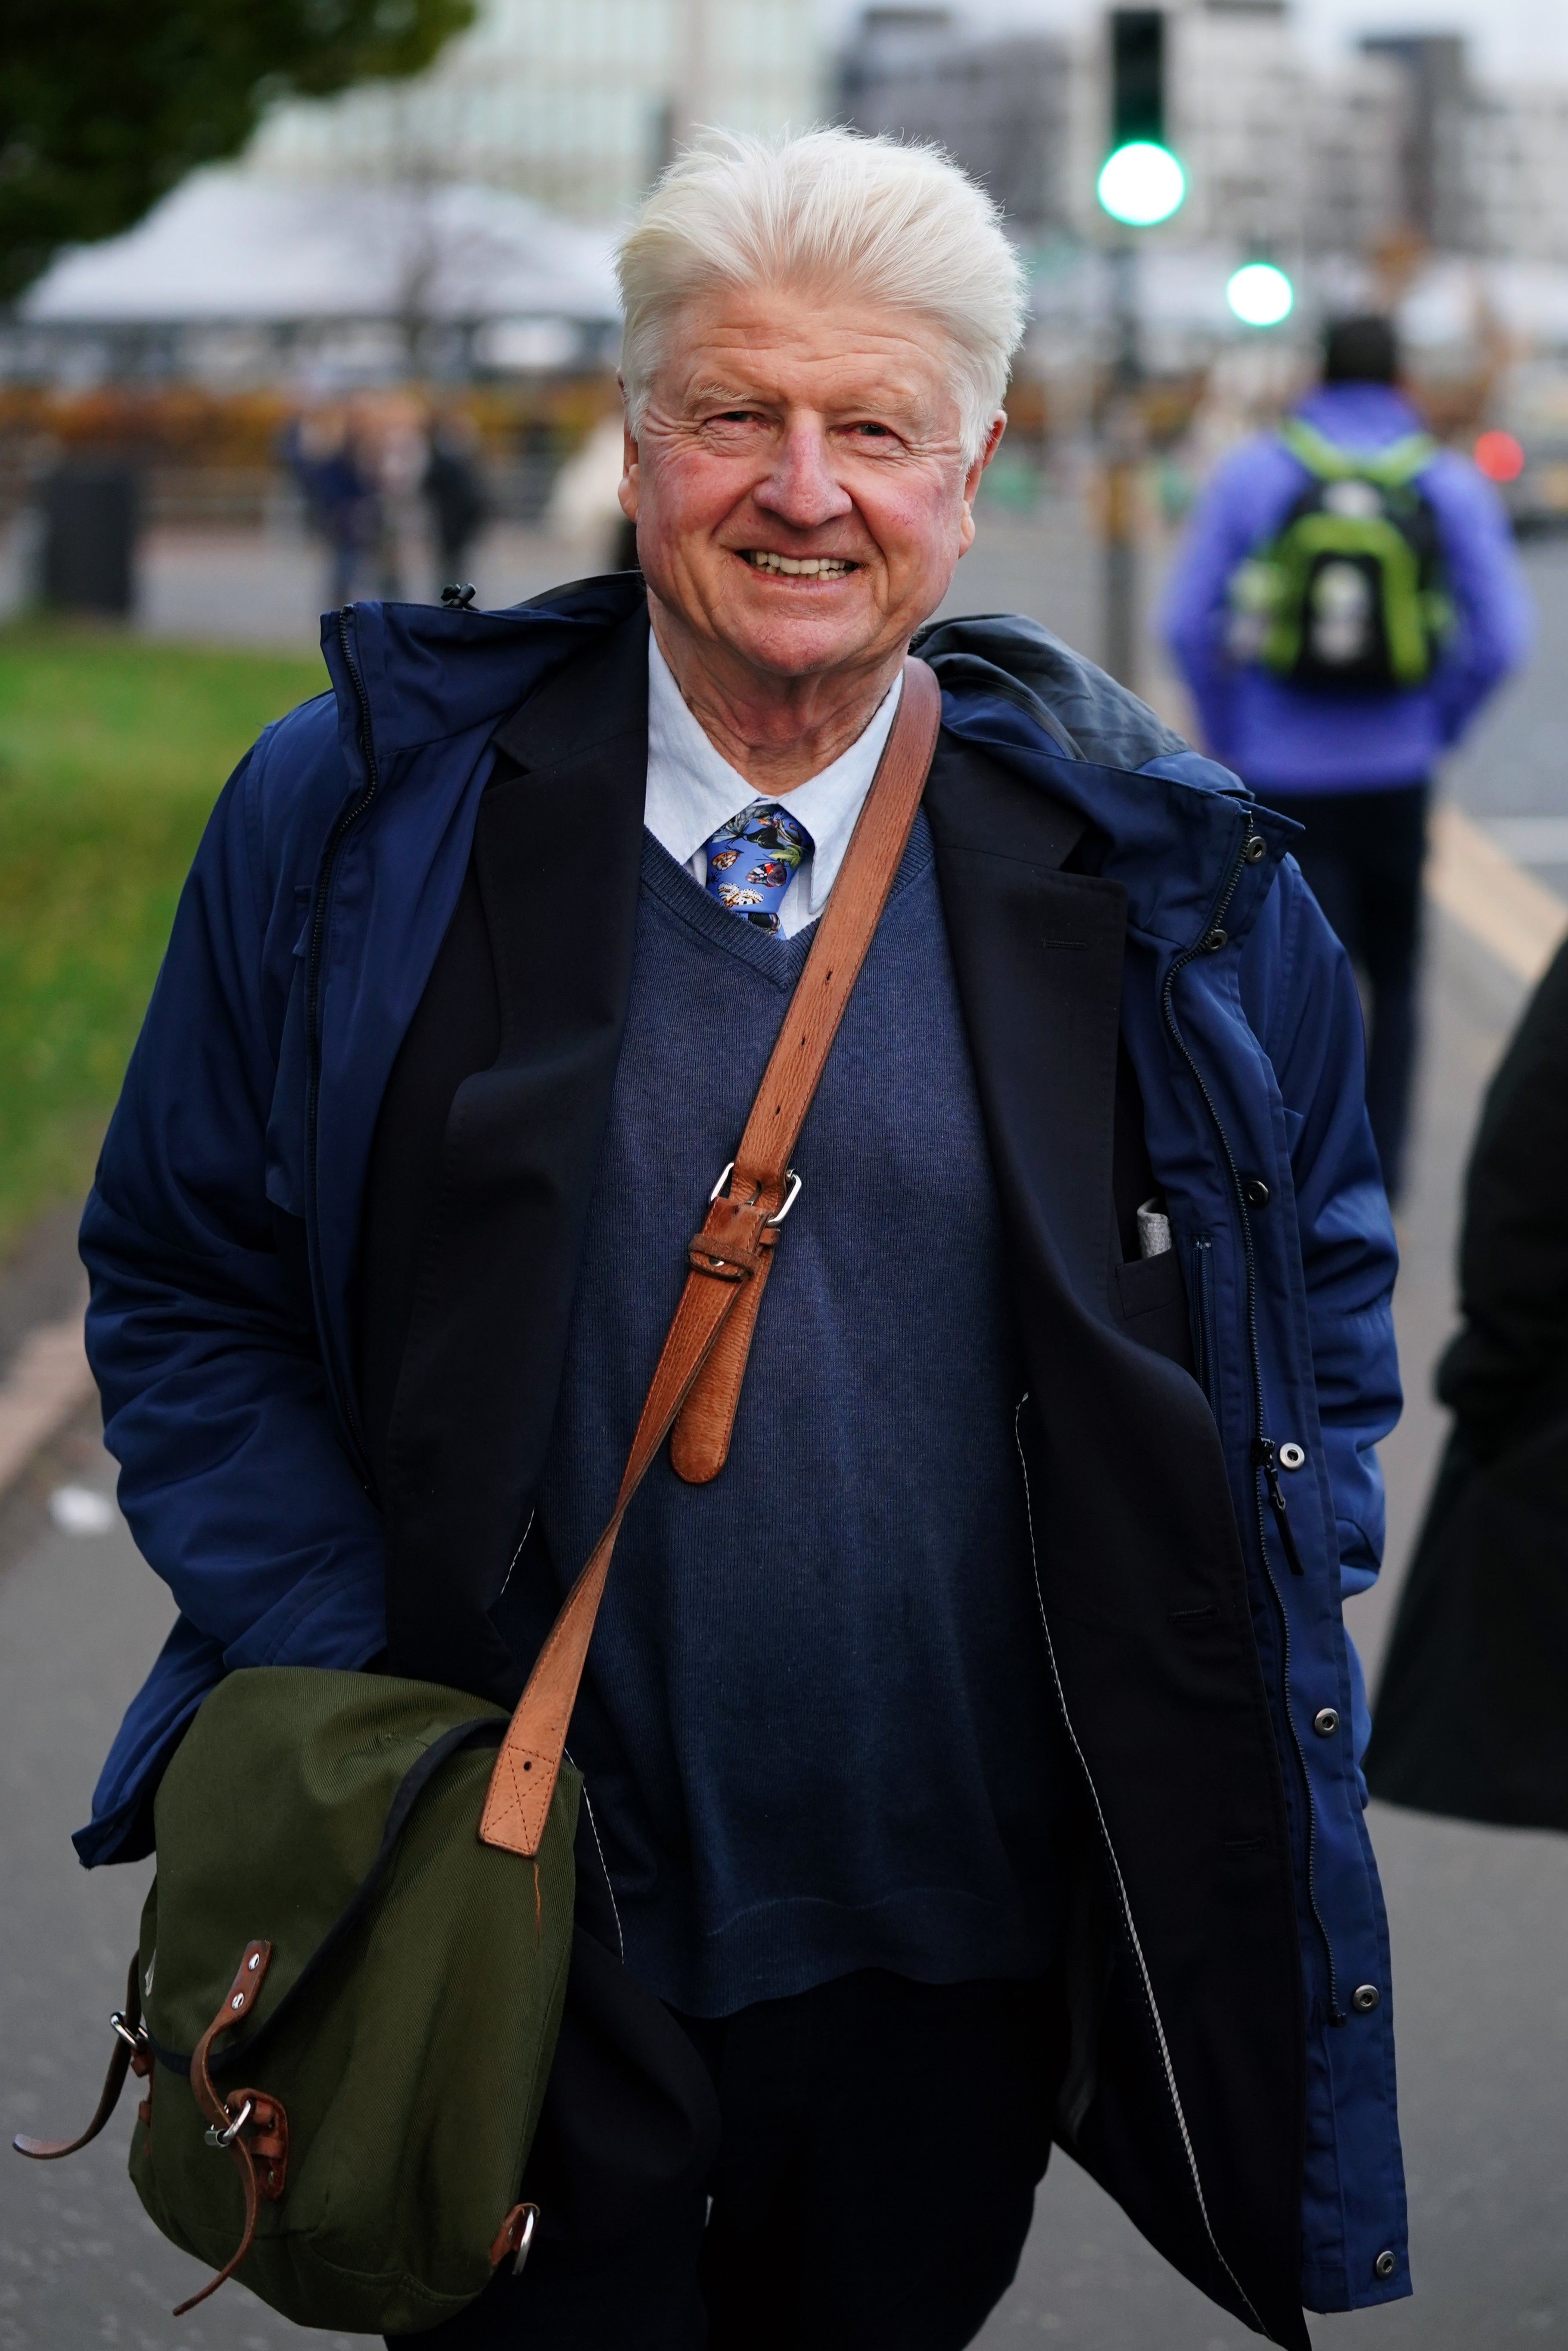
[744,550,854,576]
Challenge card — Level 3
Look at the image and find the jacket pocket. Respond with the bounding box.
[1112,1250,1195,1373]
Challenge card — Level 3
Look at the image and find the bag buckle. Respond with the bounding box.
[709,1161,802,1226]
[204,2095,254,2150]
[489,2200,540,2275]
[109,2010,148,2057]
[511,2204,537,2275]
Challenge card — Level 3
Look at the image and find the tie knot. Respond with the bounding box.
[701,801,812,934]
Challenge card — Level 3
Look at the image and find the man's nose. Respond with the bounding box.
[753,420,853,530]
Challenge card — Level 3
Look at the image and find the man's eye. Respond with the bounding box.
[849,422,896,441]
[710,409,762,426]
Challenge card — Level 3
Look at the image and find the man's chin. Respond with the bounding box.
[709,601,888,684]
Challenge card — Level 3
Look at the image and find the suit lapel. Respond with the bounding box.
[383,606,650,1700]
[924,730,1126,1324]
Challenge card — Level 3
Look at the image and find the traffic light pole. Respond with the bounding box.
[1098,6,1182,690]
[1102,239,1141,691]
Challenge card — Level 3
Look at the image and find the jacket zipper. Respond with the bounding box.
[1160,823,1345,2026]
[303,608,382,1461]
[1013,1400,1271,2344]
[1186,1232,1217,1401]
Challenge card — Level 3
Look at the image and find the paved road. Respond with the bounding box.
[3,523,1567,2345]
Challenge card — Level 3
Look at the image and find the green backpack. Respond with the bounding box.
[1227,416,1453,690]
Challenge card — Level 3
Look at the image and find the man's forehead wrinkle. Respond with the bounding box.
[669,354,945,428]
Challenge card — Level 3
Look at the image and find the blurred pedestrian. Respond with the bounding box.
[368,393,430,601]
[1162,314,1532,1204]
[283,401,380,606]
[422,410,489,590]
[1366,934,1568,1827]
[74,131,1406,2346]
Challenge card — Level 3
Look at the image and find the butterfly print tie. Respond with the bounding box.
[700,801,812,933]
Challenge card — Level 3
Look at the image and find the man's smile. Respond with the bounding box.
[736,549,859,577]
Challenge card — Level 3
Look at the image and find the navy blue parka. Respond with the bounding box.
[76,578,1407,2337]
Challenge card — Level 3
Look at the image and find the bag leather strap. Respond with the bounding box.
[172,1938,285,2317]
[12,1952,147,2161]
[479,655,943,1860]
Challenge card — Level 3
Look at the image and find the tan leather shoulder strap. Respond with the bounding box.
[479,655,942,1858]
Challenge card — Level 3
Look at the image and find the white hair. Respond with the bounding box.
[616,127,1027,465]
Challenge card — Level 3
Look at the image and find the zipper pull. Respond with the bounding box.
[1254,1437,1306,1575]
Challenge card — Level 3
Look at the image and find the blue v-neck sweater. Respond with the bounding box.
[529,815,1064,2016]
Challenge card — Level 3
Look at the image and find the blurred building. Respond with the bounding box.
[1163,0,1308,255]
[1304,52,1414,263]
[834,2,1413,265]
[248,0,823,224]
[1359,34,1470,251]
[1467,83,1568,265]
[836,9,1073,236]
[1170,3,1411,261]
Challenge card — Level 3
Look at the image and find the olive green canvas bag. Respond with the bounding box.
[13,661,941,2331]
[131,1672,572,2331]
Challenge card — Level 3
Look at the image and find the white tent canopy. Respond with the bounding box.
[23,167,621,329]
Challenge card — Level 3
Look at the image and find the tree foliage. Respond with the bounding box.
[0,0,477,301]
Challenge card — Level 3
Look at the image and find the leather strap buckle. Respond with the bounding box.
[110,2010,148,2058]
[204,2096,254,2150]
[709,1160,803,1226]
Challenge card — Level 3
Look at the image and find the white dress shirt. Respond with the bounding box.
[644,629,904,939]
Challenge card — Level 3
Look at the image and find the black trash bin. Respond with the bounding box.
[41,462,140,614]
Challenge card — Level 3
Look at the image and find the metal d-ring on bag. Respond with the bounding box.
[12,657,942,2334]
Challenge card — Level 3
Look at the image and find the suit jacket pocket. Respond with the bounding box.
[1112,1249,1195,1373]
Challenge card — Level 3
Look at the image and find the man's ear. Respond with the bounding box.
[958,413,1007,552]
[618,376,640,521]
[963,411,1008,508]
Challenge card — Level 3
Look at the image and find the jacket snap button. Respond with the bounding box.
[1203,926,1228,953]
[1279,1441,1305,1469]
[1243,1177,1269,1208]
[1313,1707,1339,1737]
[1374,2250,1397,2281]
[1243,832,1267,864]
[1352,1983,1381,2013]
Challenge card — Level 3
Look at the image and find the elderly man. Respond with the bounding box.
[78,133,1404,2350]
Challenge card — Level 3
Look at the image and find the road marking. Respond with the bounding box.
[1428,804,1568,985]
[0,1303,93,1498]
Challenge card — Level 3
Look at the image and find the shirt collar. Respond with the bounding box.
[644,628,902,914]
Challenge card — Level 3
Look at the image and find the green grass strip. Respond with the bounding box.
[0,623,328,1253]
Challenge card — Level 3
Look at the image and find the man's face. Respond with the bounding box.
[621,281,1002,690]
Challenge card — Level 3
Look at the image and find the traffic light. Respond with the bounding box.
[1099,9,1185,227]
[1111,7,1165,145]
[1227,262,1294,326]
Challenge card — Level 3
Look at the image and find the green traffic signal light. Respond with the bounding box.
[1227,262,1294,326]
[1098,140,1186,227]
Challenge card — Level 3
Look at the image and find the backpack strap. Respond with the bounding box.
[478,656,944,1861]
[1279,415,1437,490]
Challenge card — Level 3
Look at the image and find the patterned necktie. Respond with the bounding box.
[700,801,813,935]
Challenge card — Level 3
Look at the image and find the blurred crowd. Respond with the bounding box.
[280,394,489,605]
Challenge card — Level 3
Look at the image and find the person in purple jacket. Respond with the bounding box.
[1162,314,1532,1204]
